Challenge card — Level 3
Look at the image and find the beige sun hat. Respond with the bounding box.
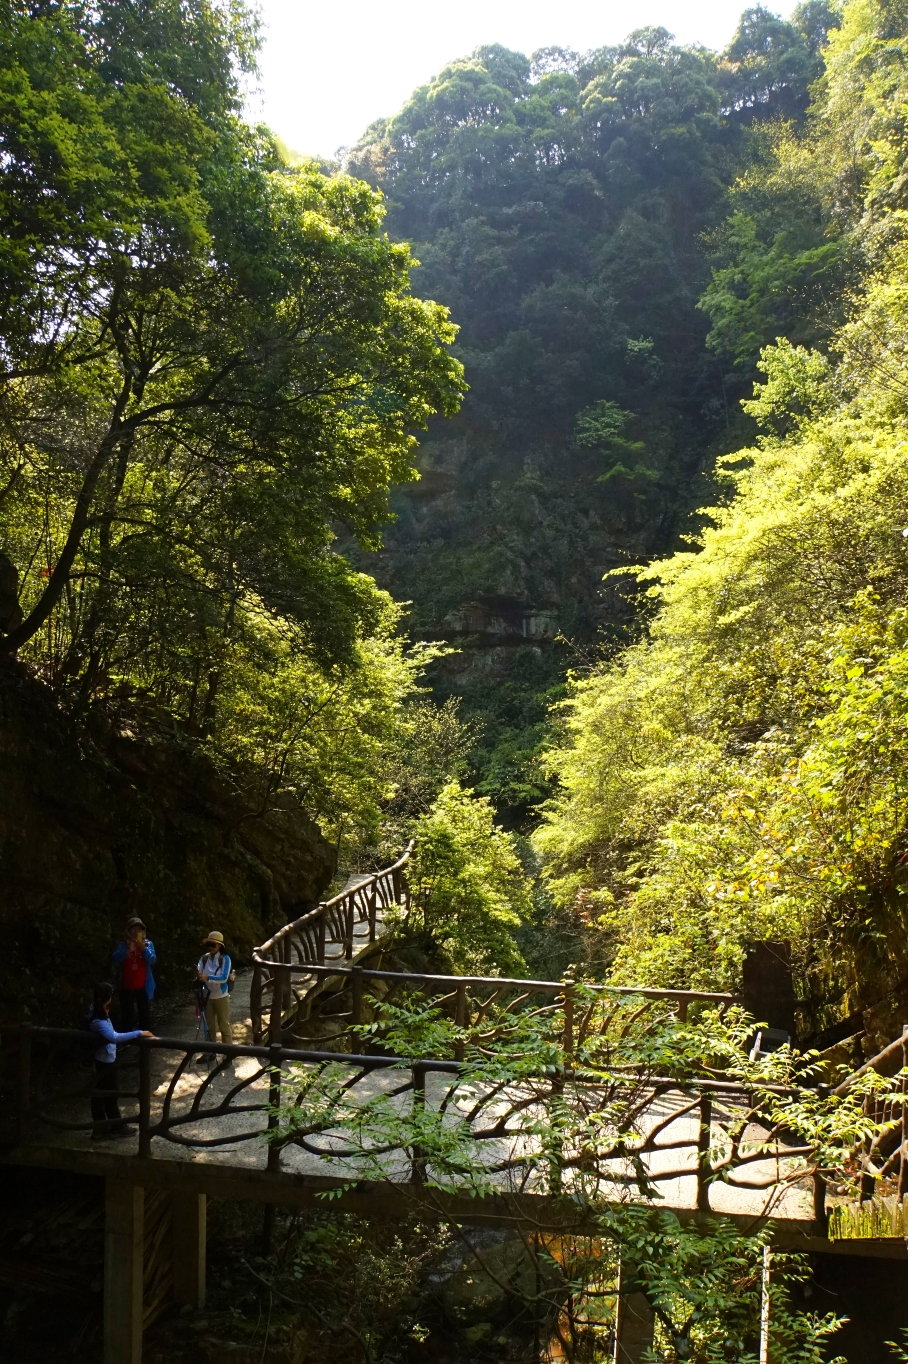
[203,930,224,945]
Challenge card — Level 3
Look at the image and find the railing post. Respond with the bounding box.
[562,981,574,1063]
[317,909,326,965]
[138,1039,152,1158]
[17,1024,32,1146]
[104,1180,144,1364]
[251,963,263,1046]
[411,1064,426,1184]
[345,894,354,961]
[812,1169,828,1234]
[454,981,467,1062]
[677,996,689,1023]
[368,881,378,942]
[281,935,293,1027]
[697,1092,712,1212]
[270,950,289,1047]
[392,866,401,904]
[352,966,364,1028]
[267,1043,282,1174]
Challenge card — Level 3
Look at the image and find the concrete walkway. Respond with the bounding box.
[20,875,815,1225]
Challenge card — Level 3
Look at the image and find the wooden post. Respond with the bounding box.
[282,935,292,1013]
[677,996,689,1023]
[138,1041,152,1158]
[454,981,467,1062]
[411,1065,426,1184]
[613,1256,654,1362]
[562,983,575,1063]
[17,1023,32,1146]
[171,1191,207,1309]
[368,881,378,942]
[317,910,326,965]
[813,1168,828,1233]
[345,894,354,961]
[267,1044,282,1174]
[697,1092,712,1212]
[270,960,289,1047]
[251,963,263,1045]
[352,966,364,1028]
[104,1180,144,1364]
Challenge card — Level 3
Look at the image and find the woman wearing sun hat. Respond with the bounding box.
[196,931,233,1043]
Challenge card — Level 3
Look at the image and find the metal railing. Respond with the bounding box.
[826,1025,908,1228]
[4,1023,821,1218]
[249,840,740,1050]
[250,845,412,1044]
[249,957,739,1049]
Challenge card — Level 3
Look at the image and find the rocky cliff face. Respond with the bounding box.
[0,662,335,1024]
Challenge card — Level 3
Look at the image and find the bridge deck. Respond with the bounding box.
[3,862,905,1259]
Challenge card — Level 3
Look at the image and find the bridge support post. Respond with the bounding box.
[172,1191,207,1309]
[613,1258,654,1363]
[104,1179,144,1364]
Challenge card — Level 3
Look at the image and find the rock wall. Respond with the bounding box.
[0,662,335,1024]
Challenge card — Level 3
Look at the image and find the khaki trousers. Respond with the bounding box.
[205,993,233,1043]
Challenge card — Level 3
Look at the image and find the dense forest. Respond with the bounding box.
[7,0,908,1358]
[346,2,842,819]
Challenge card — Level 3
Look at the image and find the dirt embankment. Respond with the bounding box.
[0,662,335,1025]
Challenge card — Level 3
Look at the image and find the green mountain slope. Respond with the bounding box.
[346,9,836,820]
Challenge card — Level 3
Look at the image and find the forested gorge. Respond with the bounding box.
[346,3,839,817]
[3,0,908,1068]
[8,0,908,1358]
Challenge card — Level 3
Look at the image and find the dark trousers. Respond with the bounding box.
[119,988,150,1030]
[91,1061,123,1129]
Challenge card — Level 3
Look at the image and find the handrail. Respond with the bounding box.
[248,964,738,1001]
[1,1025,834,1227]
[249,843,414,1044]
[253,843,413,959]
[248,842,740,1046]
[4,1025,820,1215]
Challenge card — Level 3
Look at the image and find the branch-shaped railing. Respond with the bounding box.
[258,962,739,1053]
[250,844,413,1044]
[4,1024,821,1224]
[825,1025,908,1236]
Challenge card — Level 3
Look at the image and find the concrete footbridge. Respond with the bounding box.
[2,847,906,1362]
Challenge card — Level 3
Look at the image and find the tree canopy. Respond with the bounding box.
[347,9,838,820]
[535,0,908,1042]
[0,0,464,852]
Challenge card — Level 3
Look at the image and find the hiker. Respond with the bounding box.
[111,915,157,1030]
[197,932,233,1043]
[88,981,153,1140]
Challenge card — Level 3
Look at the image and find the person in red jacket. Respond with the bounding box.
[111,916,157,1030]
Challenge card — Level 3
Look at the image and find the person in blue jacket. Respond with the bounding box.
[111,916,156,1030]
[88,982,154,1140]
[197,931,233,1043]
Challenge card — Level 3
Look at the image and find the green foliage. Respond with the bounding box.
[373,696,477,850]
[536,0,908,1030]
[699,122,850,367]
[268,996,866,1360]
[404,782,532,973]
[600,1207,843,1363]
[0,0,465,854]
[343,14,844,821]
[720,3,837,121]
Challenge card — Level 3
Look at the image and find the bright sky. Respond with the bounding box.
[249,0,797,160]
